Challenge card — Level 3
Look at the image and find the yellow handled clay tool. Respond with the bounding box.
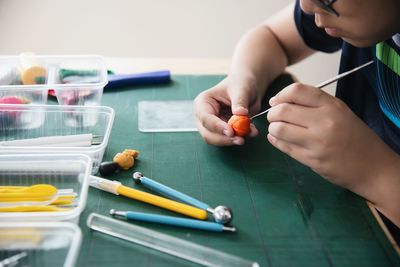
[89,176,208,220]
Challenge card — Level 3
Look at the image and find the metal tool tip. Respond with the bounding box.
[132,172,143,183]
[213,205,233,224]
[109,209,116,216]
[223,226,237,232]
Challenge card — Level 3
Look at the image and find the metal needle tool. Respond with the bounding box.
[133,172,233,224]
[0,251,28,267]
[250,60,374,120]
[89,176,208,220]
[110,209,236,232]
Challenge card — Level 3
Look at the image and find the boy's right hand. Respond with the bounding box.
[193,75,260,146]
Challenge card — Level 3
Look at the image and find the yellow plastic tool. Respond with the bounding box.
[0,184,76,208]
[0,184,57,203]
[0,205,70,212]
[90,176,208,220]
[51,195,75,206]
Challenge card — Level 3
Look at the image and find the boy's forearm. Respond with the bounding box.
[229,3,314,102]
[229,25,288,101]
[345,141,400,228]
[370,154,400,228]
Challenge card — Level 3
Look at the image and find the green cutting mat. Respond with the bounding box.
[77,75,400,267]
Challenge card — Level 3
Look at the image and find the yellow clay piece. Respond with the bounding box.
[112,148,140,170]
[122,149,140,158]
[113,152,134,170]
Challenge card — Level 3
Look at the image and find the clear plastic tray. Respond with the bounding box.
[0,54,108,106]
[0,104,114,173]
[0,154,91,223]
[0,221,81,267]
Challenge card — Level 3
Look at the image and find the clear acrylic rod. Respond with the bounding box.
[87,213,259,267]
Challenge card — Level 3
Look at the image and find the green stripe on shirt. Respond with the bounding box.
[376,42,400,76]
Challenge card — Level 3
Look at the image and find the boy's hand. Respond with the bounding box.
[194,75,259,146]
[266,83,396,191]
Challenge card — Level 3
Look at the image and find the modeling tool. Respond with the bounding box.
[0,251,28,267]
[0,134,101,147]
[133,172,232,224]
[250,60,374,120]
[106,70,171,89]
[0,185,76,210]
[89,176,208,220]
[110,209,236,232]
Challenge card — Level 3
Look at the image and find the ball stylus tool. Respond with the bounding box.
[250,60,374,120]
[89,176,208,220]
[110,209,236,232]
[133,172,233,224]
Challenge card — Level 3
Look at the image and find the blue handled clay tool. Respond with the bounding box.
[110,209,236,232]
[133,172,233,224]
[106,70,171,89]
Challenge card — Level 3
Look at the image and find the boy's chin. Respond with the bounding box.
[342,37,378,48]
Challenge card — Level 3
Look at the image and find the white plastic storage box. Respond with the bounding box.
[0,221,81,267]
[0,104,114,173]
[0,154,91,223]
[0,54,108,106]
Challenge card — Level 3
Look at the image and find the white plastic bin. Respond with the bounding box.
[0,104,114,173]
[0,221,82,267]
[0,154,91,223]
[0,54,107,106]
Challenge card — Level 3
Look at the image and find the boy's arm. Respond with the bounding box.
[229,2,315,101]
[363,147,400,227]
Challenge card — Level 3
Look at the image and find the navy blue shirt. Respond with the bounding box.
[294,0,400,242]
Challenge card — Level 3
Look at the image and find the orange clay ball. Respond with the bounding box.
[228,115,251,137]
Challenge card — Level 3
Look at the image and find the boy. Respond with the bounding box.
[193,0,400,240]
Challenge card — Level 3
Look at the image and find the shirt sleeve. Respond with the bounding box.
[294,0,342,53]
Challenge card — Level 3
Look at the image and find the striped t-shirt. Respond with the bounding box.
[375,36,400,128]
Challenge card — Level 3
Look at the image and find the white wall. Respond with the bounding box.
[0,0,340,90]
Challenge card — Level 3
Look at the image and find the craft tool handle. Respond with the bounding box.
[106,70,171,89]
[0,134,92,147]
[140,176,210,210]
[87,213,259,267]
[89,176,207,220]
[117,185,208,220]
[122,211,224,232]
